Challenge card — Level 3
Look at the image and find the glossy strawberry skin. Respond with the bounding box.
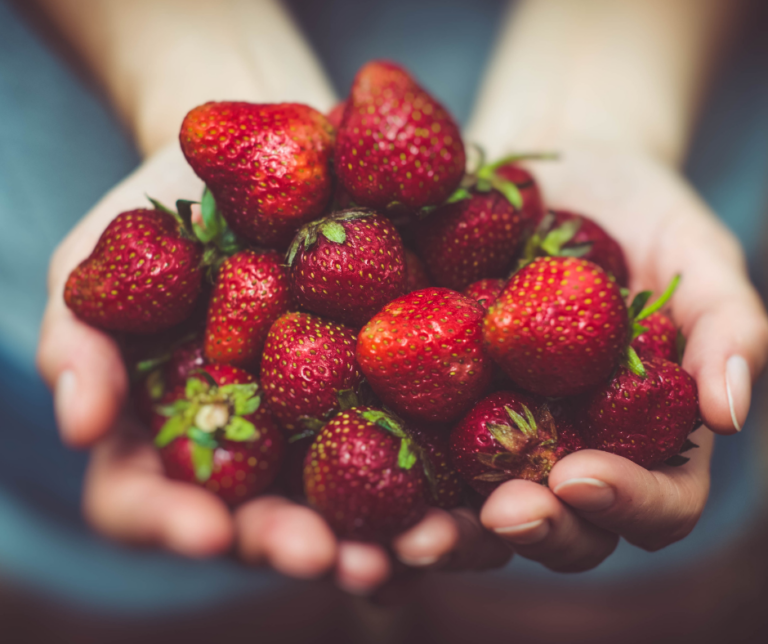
[304,407,428,541]
[205,250,291,367]
[404,249,431,293]
[483,257,628,397]
[180,102,334,249]
[154,364,284,505]
[568,358,699,468]
[548,210,629,286]
[357,288,493,423]
[65,209,203,334]
[450,391,568,496]
[335,61,465,211]
[415,192,526,291]
[463,279,505,312]
[632,311,678,363]
[495,164,545,228]
[288,211,406,327]
[260,312,363,434]
[409,424,464,509]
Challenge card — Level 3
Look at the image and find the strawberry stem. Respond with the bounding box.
[636,275,681,321]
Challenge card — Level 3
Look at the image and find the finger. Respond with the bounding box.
[83,422,234,558]
[481,480,618,572]
[442,507,514,571]
[654,207,768,434]
[391,509,460,568]
[37,300,127,447]
[549,428,713,551]
[235,497,337,579]
[336,542,392,595]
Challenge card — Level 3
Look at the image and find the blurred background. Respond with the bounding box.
[2,0,768,642]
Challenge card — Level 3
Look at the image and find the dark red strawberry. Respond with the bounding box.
[495,163,546,228]
[566,357,699,468]
[180,102,335,249]
[152,364,284,505]
[357,288,493,423]
[521,210,629,286]
[631,311,679,363]
[204,250,291,367]
[327,100,347,130]
[414,191,526,291]
[304,407,428,541]
[335,61,465,212]
[286,210,405,327]
[483,257,628,397]
[260,312,363,434]
[65,209,203,333]
[450,391,571,496]
[463,279,505,311]
[404,248,431,293]
[409,423,464,509]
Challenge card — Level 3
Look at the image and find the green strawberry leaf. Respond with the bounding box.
[286,235,303,266]
[304,226,318,249]
[397,438,418,470]
[146,370,166,401]
[620,287,631,299]
[135,354,171,376]
[156,399,191,417]
[627,291,652,320]
[631,321,649,341]
[319,221,347,244]
[491,178,523,210]
[476,451,518,470]
[446,187,471,204]
[475,178,493,193]
[298,417,327,433]
[289,429,321,443]
[190,443,214,482]
[505,406,537,438]
[474,471,514,482]
[146,196,177,217]
[636,274,681,321]
[361,410,405,438]
[188,426,219,449]
[185,376,209,399]
[487,421,523,452]
[540,219,582,255]
[625,345,647,378]
[200,188,220,234]
[191,369,218,390]
[224,416,258,442]
[220,383,260,416]
[236,394,261,416]
[676,329,687,363]
[337,388,359,411]
[557,242,593,258]
[155,415,192,448]
[214,222,243,257]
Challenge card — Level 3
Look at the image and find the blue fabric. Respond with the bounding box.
[0,0,766,612]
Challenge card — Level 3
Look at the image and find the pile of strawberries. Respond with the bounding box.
[65,61,700,542]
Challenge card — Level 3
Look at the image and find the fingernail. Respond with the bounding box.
[726,355,750,432]
[493,519,549,545]
[54,370,77,440]
[553,478,616,512]
[397,554,440,567]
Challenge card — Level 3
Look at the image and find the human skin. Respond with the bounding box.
[35,0,768,590]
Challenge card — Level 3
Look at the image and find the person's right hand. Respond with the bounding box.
[37,143,512,592]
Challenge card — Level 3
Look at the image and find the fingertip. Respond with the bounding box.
[336,542,391,595]
[163,492,235,558]
[480,479,557,535]
[392,509,460,567]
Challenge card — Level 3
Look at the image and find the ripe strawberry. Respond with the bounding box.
[304,407,428,540]
[65,209,203,333]
[450,392,571,496]
[521,210,629,286]
[463,279,505,311]
[409,423,464,509]
[414,191,526,291]
[357,288,493,423]
[631,311,679,363]
[495,163,546,227]
[327,100,347,130]
[566,357,699,468]
[404,248,431,293]
[260,312,363,434]
[180,102,335,249]
[286,210,406,327]
[335,61,465,212]
[204,250,291,367]
[483,257,628,397]
[152,364,284,505]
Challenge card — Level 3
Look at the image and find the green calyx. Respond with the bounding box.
[516,212,593,274]
[359,409,421,471]
[623,274,682,378]
[285,209,375,266]
[153,373,263,483]
[486,404,540,453]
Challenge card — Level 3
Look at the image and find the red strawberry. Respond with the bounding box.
[521,210,629,286]
[414,191,526,291]
[260,312,363,434]
[204,250,291,367]
[483,257,628,397]
[327,100,347,130]
[450,391,570,496]
[152,364,284,505]
[463,279,505,311]
[65,209,203,333]
[286,210,406,327]
[495,163,546,227]
[335,61,465,212]
[409,423,464,509]
[357,288,493,423]
[304,407,428,541]
[180,102,335,249]
[404,248,431,293]
[567,357,699,468]
[631,311,679,363]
